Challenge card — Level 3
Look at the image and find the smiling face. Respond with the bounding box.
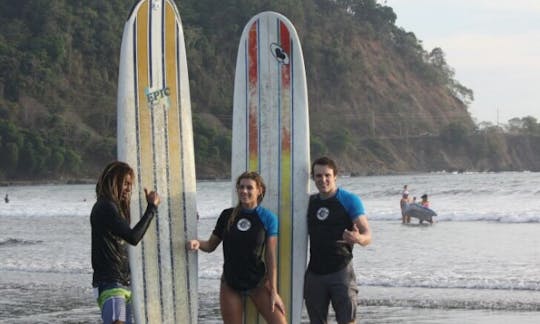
[120,173,133,203]
[312,164,338,198]
[236,178,261,209]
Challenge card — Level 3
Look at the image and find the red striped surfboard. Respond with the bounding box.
[117,0,197,323]
[231,11,310,324]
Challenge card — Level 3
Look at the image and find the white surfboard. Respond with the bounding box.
[117,0,197,323]
[232,11,310,324]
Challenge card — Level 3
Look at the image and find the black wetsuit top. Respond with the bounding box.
[90,198,157,286]
[212,206,277,291]
[307,188,364,275]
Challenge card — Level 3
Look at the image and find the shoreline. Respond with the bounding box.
[0,179,96,187]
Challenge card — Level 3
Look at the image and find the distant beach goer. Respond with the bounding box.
[90,161,160,324]
[402,184,409,196]
[187,171,286,324]
[400,192,410,224]
[4,194,8,203]
[420,194,429,208]
[419,194,433,224]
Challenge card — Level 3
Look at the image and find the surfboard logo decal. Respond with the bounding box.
[270,43,290,64]
[145,86,171,109]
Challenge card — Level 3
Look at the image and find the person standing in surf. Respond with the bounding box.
[304,156,372,324]
[402,184,409,196]
[419,193,433,224]
[187,171,286,324]
[420,193,430,208]
[400,191,411,224]
[90,161,160,324]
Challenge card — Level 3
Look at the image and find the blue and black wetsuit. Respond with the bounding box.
[307,188,365,274]
[212,205,278,291]
[304,187,366,324]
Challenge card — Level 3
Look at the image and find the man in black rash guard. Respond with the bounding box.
[90,161,160,324]
[304,157,372,324]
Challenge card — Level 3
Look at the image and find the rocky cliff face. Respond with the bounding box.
[335,134,540,176]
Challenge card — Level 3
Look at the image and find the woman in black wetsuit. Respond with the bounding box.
[187,171,286,324]
[90,161,160,324]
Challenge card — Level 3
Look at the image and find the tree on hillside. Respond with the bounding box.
[522,116,539,135]
[0,0,482,179]
[507,116,540,135]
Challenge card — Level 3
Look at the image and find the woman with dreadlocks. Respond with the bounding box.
[187,171,286,324]
[90,161,160,324]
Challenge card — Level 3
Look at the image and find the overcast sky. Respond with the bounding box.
[384,0,540,124]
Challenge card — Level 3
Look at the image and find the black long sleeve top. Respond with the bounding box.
[90,198,157,286]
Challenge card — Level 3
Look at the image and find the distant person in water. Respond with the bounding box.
[420,194,429,208]
[400,192,411,224]
[90,161,160,324]
[400,184,411,223]
[4,194,8,203]
[419,194,433,224]
[402,184,409,196]
[187,171,286,324]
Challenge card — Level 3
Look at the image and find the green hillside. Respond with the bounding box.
[1,0,538,181]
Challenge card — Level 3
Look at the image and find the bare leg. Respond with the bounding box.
[249,286,287,324]
[220,281,244,324]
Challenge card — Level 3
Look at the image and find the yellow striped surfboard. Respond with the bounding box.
[232,11,310,324]
[117,0,197,323]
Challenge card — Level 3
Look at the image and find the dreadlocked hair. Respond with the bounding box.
[96,161,135,223]
[227,171,266,230]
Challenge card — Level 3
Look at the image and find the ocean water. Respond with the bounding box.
[1,172,539,323]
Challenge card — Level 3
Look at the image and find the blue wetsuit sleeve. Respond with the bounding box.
[257,206,278,236]
[337,188,366,221]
